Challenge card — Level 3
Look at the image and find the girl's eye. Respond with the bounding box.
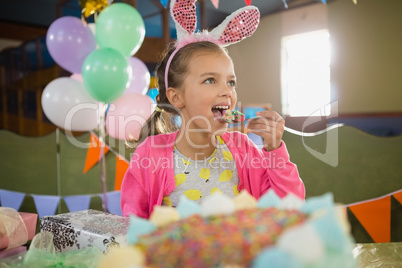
[204,78,216,84]
[227,80,236,87]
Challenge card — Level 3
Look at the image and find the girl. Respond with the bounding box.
[121,1,305,218]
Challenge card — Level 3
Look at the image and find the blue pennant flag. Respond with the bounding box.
[32,195,60,219]
[0,189,25,211]
[64,195,91,212]
[100,191,122,215]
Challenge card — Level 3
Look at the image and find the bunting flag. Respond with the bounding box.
[210,0,219,9]
[0,189,25,211]
[0,188,125,217]
[99,191,122,215]
[160,0,168,8]
[348,193,396,243]
[83,133,109,174]
[393,190,402,205]
[64,195,92,212]
[32,195,61,219]
[115,156,129,191]
[244,0,252,6]
[1,186,400,241]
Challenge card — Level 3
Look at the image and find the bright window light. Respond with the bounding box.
[281,30,331,116]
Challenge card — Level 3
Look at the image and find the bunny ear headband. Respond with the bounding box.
[164,0,260,89]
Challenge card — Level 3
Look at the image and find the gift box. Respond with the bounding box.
[0,208,37,253]
[19,212,38,241]
[40,209,129,253]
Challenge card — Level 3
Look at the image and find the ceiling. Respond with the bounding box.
[0,0,322,39]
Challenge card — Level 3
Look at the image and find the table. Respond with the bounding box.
[353,243,402,267]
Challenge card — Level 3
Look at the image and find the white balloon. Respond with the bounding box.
[88,22,96,36]
[41,77,98,131]
[87,23,99,49]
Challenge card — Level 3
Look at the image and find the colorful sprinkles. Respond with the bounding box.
[221,110,245,124]
[137,208,306,267]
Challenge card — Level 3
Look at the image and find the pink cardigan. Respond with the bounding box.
[121,131,305,218]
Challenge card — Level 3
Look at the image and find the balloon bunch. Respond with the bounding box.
[42,2,155,140]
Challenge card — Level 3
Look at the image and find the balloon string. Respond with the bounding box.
[98,102,108,212]
[81,12,86,24]
[56,128,62,214]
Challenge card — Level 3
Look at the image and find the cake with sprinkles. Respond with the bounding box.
[99,191,357,268]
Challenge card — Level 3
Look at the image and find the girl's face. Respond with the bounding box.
[178,51,237,134]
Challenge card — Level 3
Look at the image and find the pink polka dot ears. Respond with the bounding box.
[170,0,260,47]
[165,0,260,90]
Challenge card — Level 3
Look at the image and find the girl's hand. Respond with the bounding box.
[246,107,285,151]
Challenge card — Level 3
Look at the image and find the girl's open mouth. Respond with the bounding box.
[212,105,229,122]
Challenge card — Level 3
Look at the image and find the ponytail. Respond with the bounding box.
[131,105,179,148]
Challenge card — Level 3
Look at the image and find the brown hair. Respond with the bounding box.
[130,41,228,147]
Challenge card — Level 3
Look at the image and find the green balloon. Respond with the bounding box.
[96,3,145,57]
[82,48,131,103]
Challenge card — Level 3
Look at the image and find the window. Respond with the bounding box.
[281,30,331,116]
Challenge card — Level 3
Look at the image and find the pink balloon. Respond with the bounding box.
[70,73,83,82]
[106,93,155,140]
[124,57,151,95]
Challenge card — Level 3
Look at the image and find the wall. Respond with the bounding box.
[228,12,282,111]
[228,0,402,114]
[329,0,402,113]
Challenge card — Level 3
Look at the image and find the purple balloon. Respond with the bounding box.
[46,16,96,74]
[124,57,151,95]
